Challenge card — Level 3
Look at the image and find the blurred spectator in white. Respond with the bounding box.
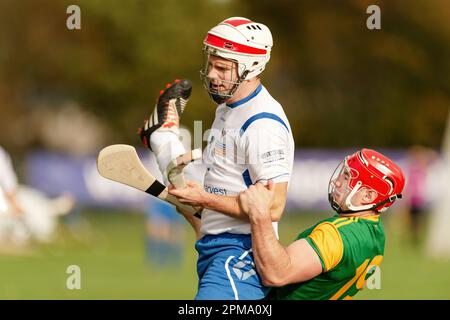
[0,145,29,245]
[0,146,24,216]
[0,146,74,246]
[15,186,74,243]
[0,186,7,213]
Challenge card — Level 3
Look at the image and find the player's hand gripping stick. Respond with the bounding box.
[167,149,203,214]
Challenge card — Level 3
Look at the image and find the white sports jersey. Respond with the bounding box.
[201,84,295,235]
[0,146,18,194]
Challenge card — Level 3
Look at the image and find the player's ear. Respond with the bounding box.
[363,189,378,204]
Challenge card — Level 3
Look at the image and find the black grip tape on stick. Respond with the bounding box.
[145,180,202,220]
[145,180,166,197]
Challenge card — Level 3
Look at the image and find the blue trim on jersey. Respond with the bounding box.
[239,112,289,136]
[226,84,263,109]
[242,169,253,187]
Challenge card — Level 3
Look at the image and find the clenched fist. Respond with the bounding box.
[238,180,275,219]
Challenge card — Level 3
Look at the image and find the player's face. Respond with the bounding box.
[331,167,352,209]
[205,55,239,95]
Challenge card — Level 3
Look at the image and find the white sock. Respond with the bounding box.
[150,130,186,184]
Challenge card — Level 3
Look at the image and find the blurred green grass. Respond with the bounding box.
[0,210,449,299]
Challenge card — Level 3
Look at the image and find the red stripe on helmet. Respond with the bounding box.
[204,33,267,55]
[223,18,252,27]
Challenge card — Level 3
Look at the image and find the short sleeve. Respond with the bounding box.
[306,222,344,272]
[239,117,292,185]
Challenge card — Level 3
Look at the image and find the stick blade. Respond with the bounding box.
[97,144,155,192]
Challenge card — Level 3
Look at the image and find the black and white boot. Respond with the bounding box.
[138,79,192,150]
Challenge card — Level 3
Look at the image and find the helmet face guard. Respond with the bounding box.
[328,150,405,214]
[328,158,361,213]
[199,47,247,104]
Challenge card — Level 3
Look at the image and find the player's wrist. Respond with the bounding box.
[248,210,272,224]
[201,191,214,209]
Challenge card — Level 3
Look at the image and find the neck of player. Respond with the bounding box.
[227,77,261,104]
[339,210,379,217]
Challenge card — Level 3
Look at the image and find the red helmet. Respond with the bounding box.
[328,149,406,213]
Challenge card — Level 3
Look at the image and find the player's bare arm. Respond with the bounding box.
[238,182,322,287]
[169,180,288,221]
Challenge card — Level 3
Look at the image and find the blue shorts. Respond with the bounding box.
[194,233,269,300]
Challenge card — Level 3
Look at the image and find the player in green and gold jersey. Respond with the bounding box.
[238,148,405,300]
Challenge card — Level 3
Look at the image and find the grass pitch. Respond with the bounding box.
[0,210,448,299]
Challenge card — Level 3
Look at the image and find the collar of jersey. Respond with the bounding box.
[226,84,263,109]
[336,214,380,223]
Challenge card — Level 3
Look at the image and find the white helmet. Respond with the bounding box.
[200,17,273,103]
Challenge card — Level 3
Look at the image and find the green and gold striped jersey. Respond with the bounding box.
[274,214,385,300]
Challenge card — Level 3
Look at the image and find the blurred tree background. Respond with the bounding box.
[0,0,449,157]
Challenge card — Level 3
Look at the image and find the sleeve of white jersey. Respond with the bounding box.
[239,119,292,185]
[0,147,19,193]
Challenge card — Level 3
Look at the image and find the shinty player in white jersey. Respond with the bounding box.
[138,17,294,300]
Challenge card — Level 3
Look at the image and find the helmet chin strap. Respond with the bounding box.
[210,93,228,104]
[206,77,242,105]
